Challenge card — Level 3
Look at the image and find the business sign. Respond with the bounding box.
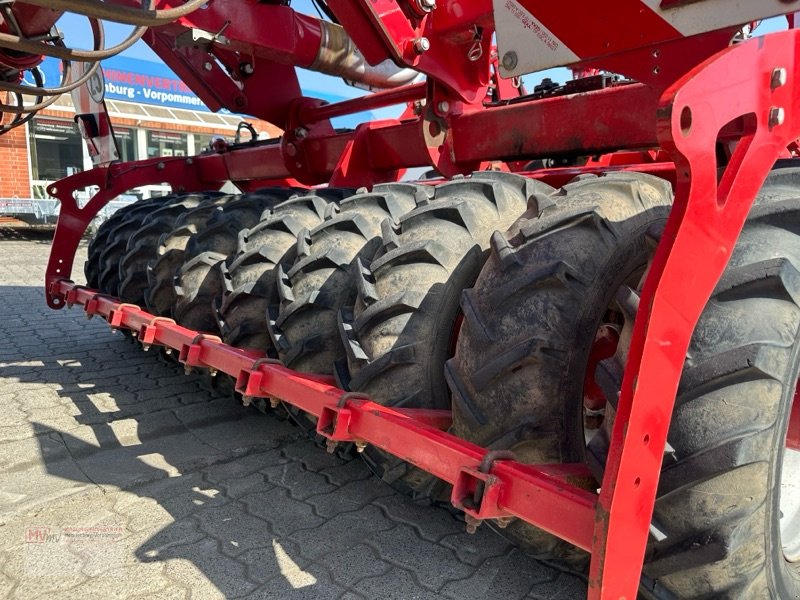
[38,56,213,112]
[34,55,378,126]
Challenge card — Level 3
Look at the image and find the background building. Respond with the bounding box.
[3,55,282,204]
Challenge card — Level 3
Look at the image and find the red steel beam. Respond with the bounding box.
[55,280,597,552]
[451,83,661,163]
[789,387,800,451]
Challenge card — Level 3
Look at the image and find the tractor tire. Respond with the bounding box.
[216,188,351,353]
[173,189,296,333]
[145,194,233,317]
[117,192,220,305]
[338,172,552,496]
[268,184,423,374]
[85,196,161,292]
[448,172,672,565]
[448,169,800,599]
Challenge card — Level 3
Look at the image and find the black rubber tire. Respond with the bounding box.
[85,196,162,292]
[268,184,423,374]
[449,169,800,598]
[338,172,553,496]
[173,189,297,332]
[117,192,220,304]
[448,172,673,565]
[216,188,351,353]
[145,194,234,317]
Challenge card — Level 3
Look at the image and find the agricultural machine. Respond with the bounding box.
[1,0,799,597]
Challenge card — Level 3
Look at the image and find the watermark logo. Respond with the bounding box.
[25,527,60,544]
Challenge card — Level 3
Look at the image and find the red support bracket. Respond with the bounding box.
[588,29,800,599]
[178,333,223,372]
[316,392,370,444]
[234,357,284,407]
[451,450,516,525]
[108,303,141,329]
[83,292,111,320]
[138,317,177,351]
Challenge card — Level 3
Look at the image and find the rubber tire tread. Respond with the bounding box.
[145,194,234,316]
[85,196,162,289]
[117,192,219,304]
[217,189,348,353]
[640,170,800,599]
[86,196,163,292]
[173,189,297,332]
[448,172,673,567]
[339,171,554,497]
[268,183,423,374]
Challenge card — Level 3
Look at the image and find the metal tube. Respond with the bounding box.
[299,82,426,124]
[311,20,418,90]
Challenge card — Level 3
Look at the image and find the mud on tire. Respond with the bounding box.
[268,184,424,374]
[216,188,352,353]
[85,195,162,292]
[145,194,233,317]
[338,171,553,496]
[117,192,221,304]
[449,169,800,599]
[448,172,672,564]
[172,189,298,333]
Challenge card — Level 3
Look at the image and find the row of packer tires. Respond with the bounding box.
[84,170,800,600]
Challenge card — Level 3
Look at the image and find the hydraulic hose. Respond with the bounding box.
[19,0,207,27]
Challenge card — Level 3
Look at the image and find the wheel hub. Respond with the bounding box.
[782,385,800,563]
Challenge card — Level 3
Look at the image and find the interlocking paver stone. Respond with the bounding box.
[0,229,587,599]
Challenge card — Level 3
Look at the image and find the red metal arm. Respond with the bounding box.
[589,29,800,599]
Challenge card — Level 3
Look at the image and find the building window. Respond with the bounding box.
[28,118,84,181]
[114,126,137,162]
[146,130,187,158]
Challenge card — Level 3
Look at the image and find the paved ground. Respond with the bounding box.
[0,228,586,599]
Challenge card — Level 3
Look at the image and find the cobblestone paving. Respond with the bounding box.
[0,228,587,599]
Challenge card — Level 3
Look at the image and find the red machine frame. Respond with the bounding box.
[22,1,800,598]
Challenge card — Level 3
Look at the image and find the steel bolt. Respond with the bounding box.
[413,37,430,54]
[769,106,785,130]
[285,142,297,157]
[294,127,308,139]
[495,516,514,529]
[209,369,218,377]
[355,441,367,453]
[416,0,436,11]
[156,162,165,171]
[437,100,450,114]
[184,366,193,375]
[142,344,151,352]
[501,51,518,71]
[242,395,253,407]
[771,67,787,90]
[464,515,481,534]
[325,440,338,454]
[269,398,280,409]
[165,348,173,356]
[203,61,213,71]
[241,63,254,75]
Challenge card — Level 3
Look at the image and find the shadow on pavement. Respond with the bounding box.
[0,283,580,600]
